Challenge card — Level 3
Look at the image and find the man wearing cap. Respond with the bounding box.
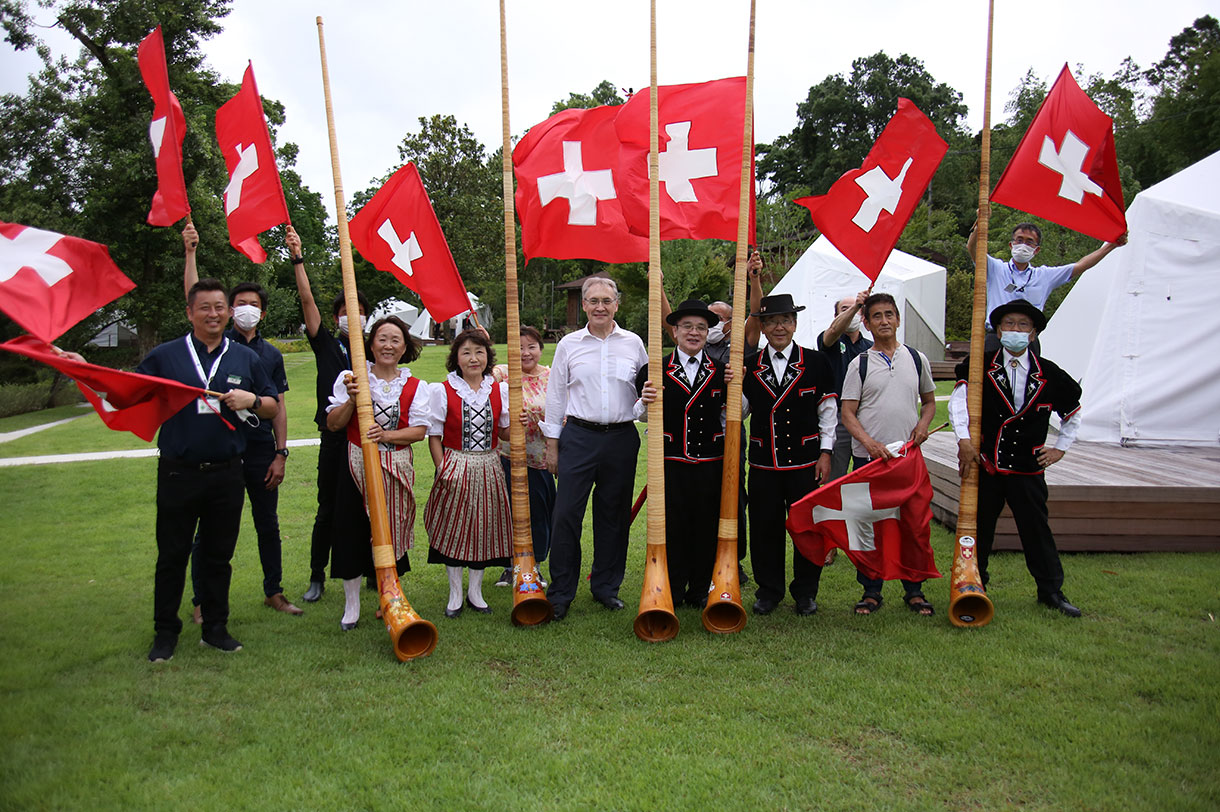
[635,299,727,608]
[948,299,1084,617]
[742,287,838,616]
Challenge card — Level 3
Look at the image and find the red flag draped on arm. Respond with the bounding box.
[513,105,647,263]
[137,26,190,226]
[990,65,1126,242]
[0,222,136,344]
[787,443,941,582]
[0,336,209,441]
[615,76,756,243]
[215,63,290,263]
[794,99,947,282]
[348,163,472,322]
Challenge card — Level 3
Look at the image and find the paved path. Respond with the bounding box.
[0,415,86,444]
[0,437,321,467]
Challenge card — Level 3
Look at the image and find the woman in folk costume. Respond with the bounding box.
[325,316,430,631]
[425,328,512,618]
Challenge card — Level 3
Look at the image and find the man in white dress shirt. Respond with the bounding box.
[541,277,648,619]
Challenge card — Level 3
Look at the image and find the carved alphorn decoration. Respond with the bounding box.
[498,0,552,626]
[634,0,679,643]
[950,0,996,628]
[702,0,756,635]
[316,18,438,658]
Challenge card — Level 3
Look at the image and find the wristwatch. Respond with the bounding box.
[275,448,290,458]
[250,394,262,411]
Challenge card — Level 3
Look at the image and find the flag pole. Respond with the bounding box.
[702,0,755,635]
[634,0,679,643]
[315,17,438,658]
[499,0,552,626]
[949,0,997,628]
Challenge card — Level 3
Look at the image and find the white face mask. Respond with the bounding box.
[706,323,725,344]
[847,313,863,333]
[1011,243,1037,264]
[232,304,262,332]
[999,330,1032,353]
[338,314,367,336]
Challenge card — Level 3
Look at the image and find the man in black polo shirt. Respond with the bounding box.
[287,225,369,602]
[139,277,278,662]
[181,225,300,618]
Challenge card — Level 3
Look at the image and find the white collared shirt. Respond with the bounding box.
[948,351,1080,451]
[541,322,648,438]
[767,342,791,382]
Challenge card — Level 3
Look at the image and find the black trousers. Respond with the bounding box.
[154,457,245,638]
[664,458,722,605]
[977,470,1064,597]
[748,465,824,603]
[546,422,640,606]
[309,430,347,582]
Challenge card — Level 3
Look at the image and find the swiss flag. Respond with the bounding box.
[0,222,136,344]
[615,77,756,243]
[137,26,190,227]
[348,163,471,323]
[0,336,207,442]
[794,99,947,283]
[787,443,941,583]
[990,65,1127,242]
[513,105,647,263]
[214,63,290,263]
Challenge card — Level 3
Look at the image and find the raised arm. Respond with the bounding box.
[287,225,323,338]
[822,288,870,346]
[1071,232,1128,279]
[743,251,763,350]
[182,223,199,301]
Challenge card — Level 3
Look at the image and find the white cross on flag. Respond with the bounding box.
[795,99,947,283]
[349,163,471,323]
[615,77,756,242]
[788,442,940,582]
[0,222,135,344]
[513,104,647,263]
[214,63,289,263]
[991,64,1127,242]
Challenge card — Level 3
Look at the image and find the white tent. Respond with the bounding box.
[769,235,947,361]
[1040,150,1220,447]
[368,297,419,327]
[409,292,492,342]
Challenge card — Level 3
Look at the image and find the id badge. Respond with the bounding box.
[1004,283,1017,292]
[226,374,242,385]
[198,396,221,415]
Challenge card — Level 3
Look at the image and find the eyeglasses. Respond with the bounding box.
[1011,237,1040,247]
[675,321,708,333]
[761,315,796,327]
[584,298,617,307]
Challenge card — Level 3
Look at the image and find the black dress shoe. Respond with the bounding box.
[794,597,818,616]
[444,605,463,619]
[552,603,569,620]
[752,598,778,615]
[595,595,625,611]
[465,598,493,614]
[1038,592,1082,618]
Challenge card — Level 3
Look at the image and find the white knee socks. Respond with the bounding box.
[341,578,361,627]
[446,566,464,612]
[467,568,487,609]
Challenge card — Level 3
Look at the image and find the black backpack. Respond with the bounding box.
[858,345,922,384]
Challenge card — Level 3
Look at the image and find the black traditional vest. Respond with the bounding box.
[742,344,837,470]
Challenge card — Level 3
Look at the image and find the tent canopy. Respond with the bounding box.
[1040,150,1220,446]
[769,235,947,361]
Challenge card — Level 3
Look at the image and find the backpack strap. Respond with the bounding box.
[858,345,922,385]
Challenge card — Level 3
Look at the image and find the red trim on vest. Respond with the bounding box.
[346,375,422,448]
[441,378,502,451]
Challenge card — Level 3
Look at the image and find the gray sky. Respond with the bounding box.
[1,0,1212,224]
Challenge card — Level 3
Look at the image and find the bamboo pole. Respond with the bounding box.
[701,0,756,635]
[949,0,997,628]
[315,17,438,658]
[634,0,679,643]
[499,0,552,626]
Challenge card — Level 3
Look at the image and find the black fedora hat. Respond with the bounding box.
[666,298,719,327]
[751,293,805,319]
[989,299,1047,332]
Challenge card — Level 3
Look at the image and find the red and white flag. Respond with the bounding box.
[991,65,1127,242]
[794,99,947,282]
[513,105,647,264]
[0,222,136,344]
[615,77,756,243]
[137,26,190,227]
[214,63,289,263]
[349,163,471,323]
[787,443,941,583]
[0,336,207,442]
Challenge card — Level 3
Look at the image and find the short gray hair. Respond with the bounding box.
[582,276,620,300]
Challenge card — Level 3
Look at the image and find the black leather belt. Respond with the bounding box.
[567,416,633,432]
[161,455,241,472]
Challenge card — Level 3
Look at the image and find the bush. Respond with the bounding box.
[268,337,309,354]
[0,381,84,419]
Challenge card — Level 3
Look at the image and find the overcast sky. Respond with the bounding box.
[1,0,1212,224]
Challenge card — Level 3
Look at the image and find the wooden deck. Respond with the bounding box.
[921,433,1220,552]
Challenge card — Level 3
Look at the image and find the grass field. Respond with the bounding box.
[1,345,1217,810]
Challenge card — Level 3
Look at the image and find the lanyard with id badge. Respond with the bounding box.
[186,336,258,425]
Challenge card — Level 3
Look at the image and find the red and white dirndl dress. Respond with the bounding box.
[424,376,512,568]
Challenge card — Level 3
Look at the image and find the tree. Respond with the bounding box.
[550,79,626,114]
[1143,15,1220,182]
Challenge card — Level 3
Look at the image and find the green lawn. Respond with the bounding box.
[0,345,1217,810]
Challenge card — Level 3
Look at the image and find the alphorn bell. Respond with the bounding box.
[509,543,552,627]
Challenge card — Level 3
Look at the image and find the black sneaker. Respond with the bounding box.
[200,631,243,652]
[148,635,177,663]
[494,568,512,587]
